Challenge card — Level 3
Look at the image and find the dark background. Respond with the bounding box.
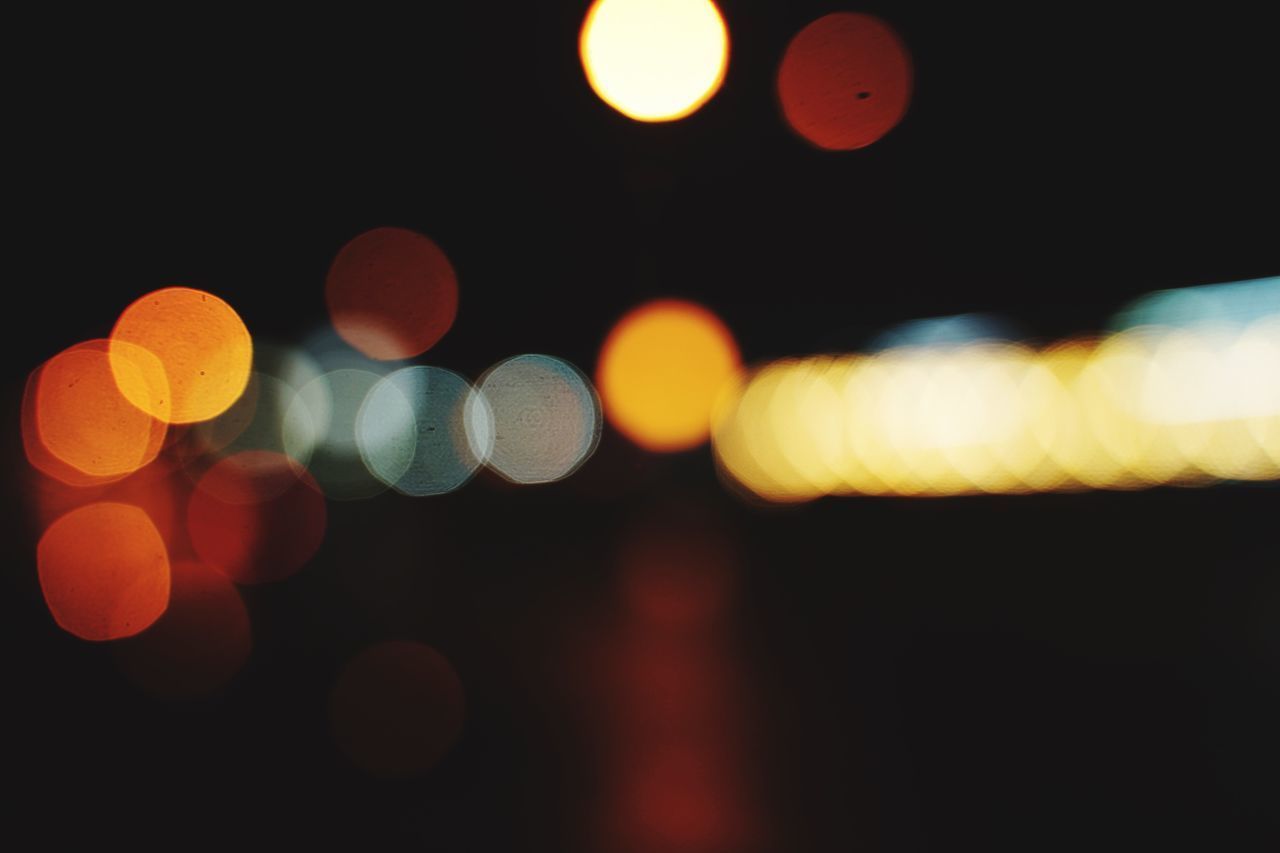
[5,2,1279,850]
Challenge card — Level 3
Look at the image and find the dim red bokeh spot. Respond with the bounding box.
[325,227,459,361]
[329,641,465,777]
[777,12,913,151]
[113,560,252,698]
[187,450,326,584]
[37,502,171,641]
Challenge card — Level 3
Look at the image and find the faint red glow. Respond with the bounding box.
[620,528,735,631]
[328,641,465,777]
[616,745,743,850]
[592,512,763,852]
[777,12,913,151]
[22,340,168,487]
[325,227,459,361]
[187,450,326,584]
[37,502,171,641]
[113,559,252,698]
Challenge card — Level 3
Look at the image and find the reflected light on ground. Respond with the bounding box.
[580,0,729,122]
[37,502,170,641]
[113,560,251,698]
[597,300,741,452]
[187,451,327,584]
[325,227,458,361]
[357,366,489,496]
[329,641,465,777]
[472,355,600,484]
[23,340,169,486]
[594,511,760,852]
[777,12,912,151]
[110,287,252,424]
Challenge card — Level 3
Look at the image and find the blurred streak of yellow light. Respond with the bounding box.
[1031,340,1120,489]
[1080,331,1199,486]
[712,316,1280,500]
[580,0,729,122]
[772,358,846,496]
[110,287,253,424]
[598,300,741,452]
[734,362,804,500]
[711,367,799,503]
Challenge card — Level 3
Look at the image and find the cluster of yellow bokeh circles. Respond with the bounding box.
[713,319,1280,501]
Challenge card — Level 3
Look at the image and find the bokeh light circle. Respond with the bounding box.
[597,299,742,452]
[777,12,913,151]
[110,286,253,424]
[329,641,465,777]
[190,342,327,472]
[187,451,327,584]
[325,227,459,361]
[23,340,169,486]
[472,355,601,484]
[357,366,489,496]
[286,368,390,500]
[113,559,251,699]
[37,502,171,641]
[580,0,729,122]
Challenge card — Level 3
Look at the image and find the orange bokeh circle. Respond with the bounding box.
[37,502,171,641]
[597,299,741,452]
[110,286,253,424]
[22,340,168,486]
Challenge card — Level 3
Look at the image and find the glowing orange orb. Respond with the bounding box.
[580,0,730,122]
[37,502,171,641]
[23,340,168,486]
[110,287,253,424]
[777,12,913,151]
[325,227,458,361]
[597,300,741,451]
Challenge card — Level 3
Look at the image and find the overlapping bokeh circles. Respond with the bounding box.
[190,342,325,472]
[356,366,491,496]
[187,451,327,584]
[22,340,169,486]
[471,355,601,484]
